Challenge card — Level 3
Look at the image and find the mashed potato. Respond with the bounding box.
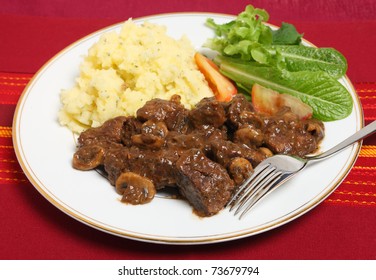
[59,19,214,133]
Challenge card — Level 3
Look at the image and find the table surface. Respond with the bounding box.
[1,0,375,260]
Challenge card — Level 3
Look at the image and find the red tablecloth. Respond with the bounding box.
[1,0,375,260]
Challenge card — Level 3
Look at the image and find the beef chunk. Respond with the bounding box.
[103,147,133,185]
[176,149,235,216]
[104,146,180,189]
[136,95,189,133]
[132,148,180,189]
[77,116,128,146]
[166,126,227,155]
[166,131,207,152]
[226,94,254,129]
[262,108,323,156]
[189,97,226,128]
[121,117,142,147]
[72,94,325,213]
[211,139,266,168]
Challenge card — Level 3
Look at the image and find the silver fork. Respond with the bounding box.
[228,120,376,219]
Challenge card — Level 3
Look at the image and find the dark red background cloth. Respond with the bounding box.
[1,0,375,260]
[1,0,376,82]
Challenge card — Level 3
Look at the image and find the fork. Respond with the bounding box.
[228,120,376,219]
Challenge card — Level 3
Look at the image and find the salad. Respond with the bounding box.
[196,5,353,122]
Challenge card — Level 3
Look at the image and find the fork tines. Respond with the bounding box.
[227,162,283,219]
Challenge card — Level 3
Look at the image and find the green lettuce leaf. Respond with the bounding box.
[266,45,348,78]
[215,56,353,121]
[204,5,348,78]
[204,5,273,62]
[272,22,303,45]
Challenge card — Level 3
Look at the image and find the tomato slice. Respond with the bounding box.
[252,83,313,120]
[194,52,237,102]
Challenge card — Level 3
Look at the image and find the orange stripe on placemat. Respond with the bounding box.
[0,169,24,174]
[334,190,376,197]
[0,73,33,86]
[0,133,27,184]
[325,199,376,206]
[0,81,29,87]
[0,125,25,184]
[357,89,376,94]
[0,158,17,163]
[0,145,13,149]
[0,72,33,105]
[325,145,375,206]
[342,180,375,187]
[352,166,376,171]
[0,126,12,138]
[0,74,32,80]
[358,145,376,157]
[326,185,376,207]
[0,168,27,184]
[0,176,28,183]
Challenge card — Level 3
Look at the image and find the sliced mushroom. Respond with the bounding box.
[72,145,104,170]
[131,120,168,149]
[305,119,325,141]
[259,147,273,158]
[141,120,169,137]
[115,172,156,205]
[233,124,264,147]
[131,134,165,149]
[227,157,253,186]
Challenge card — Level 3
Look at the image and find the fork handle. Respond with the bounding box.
[310,120,376,161]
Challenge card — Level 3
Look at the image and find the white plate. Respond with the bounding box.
[13,13,363,244]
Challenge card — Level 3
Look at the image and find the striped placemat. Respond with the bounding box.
[1,72,375,207]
